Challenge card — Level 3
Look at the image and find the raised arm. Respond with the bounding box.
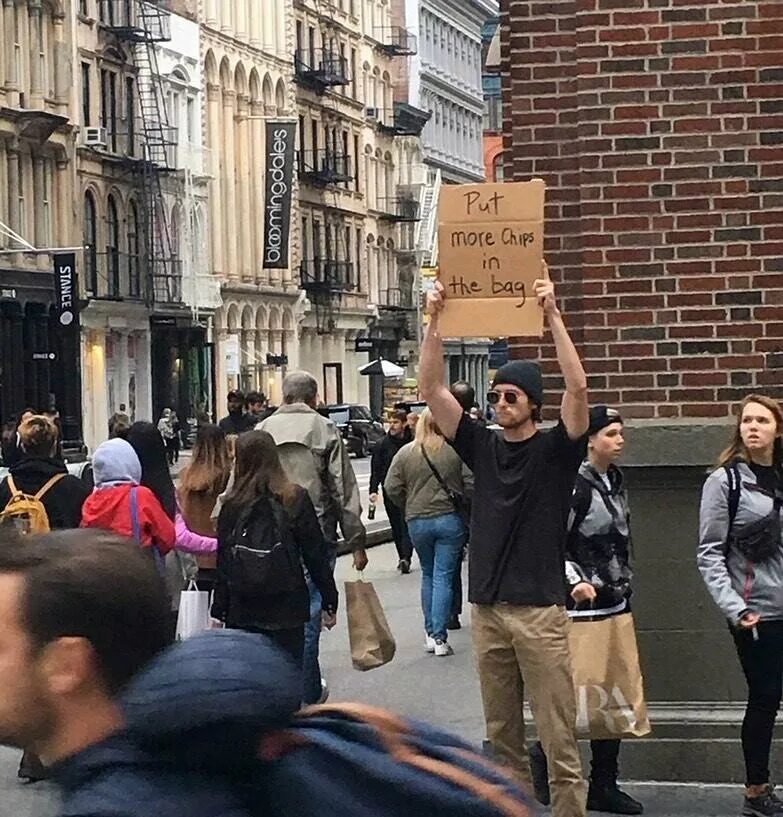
[418,281,464,441]
[534,267,588,440]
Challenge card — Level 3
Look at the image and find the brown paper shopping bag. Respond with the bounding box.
[345,578,396,671]
[568,612,651,740]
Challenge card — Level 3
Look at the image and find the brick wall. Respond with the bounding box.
[501,0,783,419]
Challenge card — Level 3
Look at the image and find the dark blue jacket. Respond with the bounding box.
[52,630,302,817]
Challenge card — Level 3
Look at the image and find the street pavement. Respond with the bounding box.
[0,469,749,815]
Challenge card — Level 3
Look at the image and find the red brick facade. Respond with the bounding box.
[501,1,783,419]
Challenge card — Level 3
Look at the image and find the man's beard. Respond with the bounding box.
[497,412,531,430]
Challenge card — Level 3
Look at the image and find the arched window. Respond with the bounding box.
[493,152,505,182]
[106,195,120,297]
[127,201,140,297]
[84,192,98,295]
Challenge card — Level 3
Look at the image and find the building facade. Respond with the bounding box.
[201,0,300,412]
[402,0,490,184]
[0,0,81,445]
[391,0,497,399]
[293,0,425,409]
[75,0,218,452]
[500,0,783,780]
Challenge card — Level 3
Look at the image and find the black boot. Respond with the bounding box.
[588,739,642,814]
[18,751,48,783]
[528,741,551,806]
[587,783,644,815]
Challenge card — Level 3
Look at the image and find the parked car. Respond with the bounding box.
[321,404,385,458]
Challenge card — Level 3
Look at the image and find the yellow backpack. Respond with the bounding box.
[0,474,65,535]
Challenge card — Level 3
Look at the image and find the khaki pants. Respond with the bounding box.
[472,603,586,817]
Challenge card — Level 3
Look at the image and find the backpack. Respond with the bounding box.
[0,474,64,534]
[227,495,303,604]
[259,703,533,817]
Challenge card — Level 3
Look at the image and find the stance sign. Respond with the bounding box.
[263,121,296,269]
[53,253,79,329]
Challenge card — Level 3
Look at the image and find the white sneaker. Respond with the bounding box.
[425,635,436,653]
[434,639,454,657]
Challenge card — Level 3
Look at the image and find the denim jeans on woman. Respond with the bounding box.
[407,512,467,641]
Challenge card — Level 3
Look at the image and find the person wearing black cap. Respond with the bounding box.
[530,406,643,815]
[418,266,589,817]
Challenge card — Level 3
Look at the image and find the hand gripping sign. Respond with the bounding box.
[437,179,546,339]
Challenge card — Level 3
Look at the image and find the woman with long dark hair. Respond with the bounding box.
[698,394,783,817]
[214,430,338,666]
[127,421,196,622]
[127,421,176,520]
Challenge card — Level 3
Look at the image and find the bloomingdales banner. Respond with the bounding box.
[263,121,296,270]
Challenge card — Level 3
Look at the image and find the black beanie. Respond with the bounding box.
[588,405,623,436]
[491,361,543,407]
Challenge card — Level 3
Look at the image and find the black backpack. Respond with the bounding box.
[227,495,304,605]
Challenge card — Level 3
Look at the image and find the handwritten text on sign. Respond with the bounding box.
[437,181,545,338]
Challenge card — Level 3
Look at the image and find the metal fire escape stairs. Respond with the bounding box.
[104,0,179,308]
[418,167,441,268]
[133,3,178,307]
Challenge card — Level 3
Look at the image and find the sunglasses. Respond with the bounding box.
[487,390,524,405]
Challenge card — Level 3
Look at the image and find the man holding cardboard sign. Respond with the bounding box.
[419,218,589,817]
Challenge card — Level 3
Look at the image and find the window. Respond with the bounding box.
[301,216,309,261]
[355,229,362,281]
[353,134,359,191]
[106,195,120,297]
[342,130,349,188]
[493,153,505,182]
[125,77,135,154]
[308,26,316,69]
[128,201,140,297]
[81,62,91,126]
[100,68,118,152]
[350,48,357,100]
[41,160,51,246]
[84,192,98,294]
[187,97,195,143]
[80,0,88,15]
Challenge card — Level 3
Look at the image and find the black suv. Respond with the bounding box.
[321,404,385,458]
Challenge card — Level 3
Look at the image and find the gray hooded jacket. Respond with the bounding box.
[698,460,783,624]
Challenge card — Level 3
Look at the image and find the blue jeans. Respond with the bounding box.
[407,513,467,641]
[303,548,337,705]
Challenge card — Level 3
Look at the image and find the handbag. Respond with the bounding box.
[345,576,396,671]
[175,580,212,640]
[420,447,471,528]
[569,612,651,739]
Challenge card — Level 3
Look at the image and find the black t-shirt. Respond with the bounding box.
[451,415,585,607]
[750,462,782,495]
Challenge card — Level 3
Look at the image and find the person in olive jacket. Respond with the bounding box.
[384,409,472,657]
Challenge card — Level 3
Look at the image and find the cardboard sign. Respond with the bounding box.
[437,180,545,338]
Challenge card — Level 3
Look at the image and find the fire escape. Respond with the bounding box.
[99,0,179,309]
